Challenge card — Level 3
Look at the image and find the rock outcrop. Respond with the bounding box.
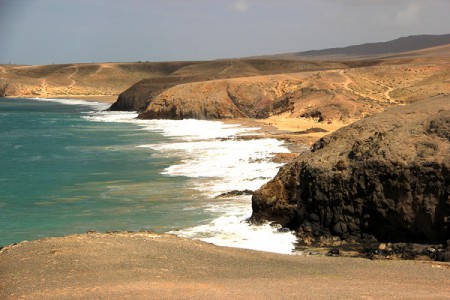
[109,77,194,111]
[109,59,347,112]
[132,58,449,123]
[138,79,300,119]
[0,83,19,97]
[251,96,450,245]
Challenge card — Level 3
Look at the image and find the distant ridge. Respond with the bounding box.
[297,34,450,57]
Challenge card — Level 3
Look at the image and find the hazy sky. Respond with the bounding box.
[1,0,449,65]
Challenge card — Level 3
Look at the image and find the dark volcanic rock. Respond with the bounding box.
[293,128,329,135]
[251,96,450,246]
[215,190,254,199]
[363,242,450,261]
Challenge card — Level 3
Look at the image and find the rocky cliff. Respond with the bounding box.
[125,53,450,126]
[138,79,300,119]
[109,59,346,112]
[251,96,450,245]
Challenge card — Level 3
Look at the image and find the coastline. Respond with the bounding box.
[3,95,341,149]
[12,94,338,148]
[1,231,449,299]
[223,116,352,151]
[2,97,449,298]
[1,96,297,253]
[3,95,118,104]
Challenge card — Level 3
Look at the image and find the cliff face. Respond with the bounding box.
[251,97,450,244]
[109,59,346,112]
[138,79,300,119]
[131,56,449,124]
[109,77,193,111]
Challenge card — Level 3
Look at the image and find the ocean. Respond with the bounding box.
[0,97,297,253]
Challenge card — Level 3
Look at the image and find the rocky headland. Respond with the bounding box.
[109,59,346,112]
[2,45,449,146]
[120,56,449,124]
[1,36,449,261]
[251,96,450,260]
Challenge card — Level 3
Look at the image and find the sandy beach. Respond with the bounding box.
[224,115,351,149]
[1,232,449,299]
[56,95,119,103]
[1,5,449,297]
[2,97,449,299]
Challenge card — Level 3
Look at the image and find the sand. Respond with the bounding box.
[2,96,448,299]
[223,114,349,151]
[1,232,449,299]
[55,95,118,103]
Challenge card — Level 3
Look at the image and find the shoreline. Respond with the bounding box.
[3,94,118,104]
[2,97,449,297]
[3,95,343,149]
[223,115,352,150]
[1,96,298,253]
[1,231,449,299]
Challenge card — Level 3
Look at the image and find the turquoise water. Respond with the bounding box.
[0,97,298,254]
[0,98,212,245]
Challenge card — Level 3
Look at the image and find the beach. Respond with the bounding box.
[1,232,449,299]
[1,96,449,299]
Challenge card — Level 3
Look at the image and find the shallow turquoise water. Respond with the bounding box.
[0,97,298,254]
[0,98,212,245]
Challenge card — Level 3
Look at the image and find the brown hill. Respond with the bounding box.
[1,41,449,146]
[0,59,345,105]
[134,54,449,144]
[0,61,201,102]
[110,59,346,111]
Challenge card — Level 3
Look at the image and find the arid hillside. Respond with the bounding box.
[134,54,449,145]
[0,59,345,104]
[1,37,449,147]
[109,59,347,111]
[0,61,201,101]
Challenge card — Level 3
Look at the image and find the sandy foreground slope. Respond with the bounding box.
[0,232,449,299]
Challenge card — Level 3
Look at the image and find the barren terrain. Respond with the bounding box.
[2,45,449,147]
[1,232,449,299]
[0,62,201,102]
[1,36,450,299]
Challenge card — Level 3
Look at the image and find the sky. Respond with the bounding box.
[0,0,449,65]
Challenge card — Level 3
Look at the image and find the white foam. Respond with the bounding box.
[139,138,288,196]
[134,119,298,254]
[30,97,110,110]
[79,107,298,254]
[171,195,297,254]
[139,119,260,141]
[83,110,140,122]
